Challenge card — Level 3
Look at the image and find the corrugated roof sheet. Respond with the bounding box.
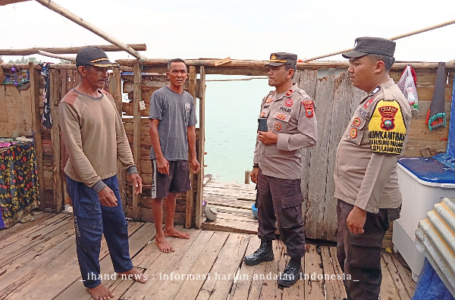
[415,197,455,297]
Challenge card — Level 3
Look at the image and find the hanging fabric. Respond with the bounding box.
[40,63,53,129]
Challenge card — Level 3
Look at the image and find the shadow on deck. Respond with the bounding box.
[0,209,416,299]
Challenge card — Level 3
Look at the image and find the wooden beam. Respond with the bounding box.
[37,50,75,63]
[195,66,206,229]
[0,44,146,56]
[117,58,455,71]
[35,0,146,60]
[28,62,45,211]
[109,68,127,210]
[50,69,63,212]
[0,0,29,6]
[132,62,142,219]
[186,66,197,228]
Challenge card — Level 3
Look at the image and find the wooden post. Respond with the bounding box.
[132,62,142,219]
[109,68,127,210]
[195,66,206,229]
[50,69,63,212]
[59,69,71,208]
[35,0,146,60]
[28,62,45,210]
[245,171,251,184]
[186,66,197,228]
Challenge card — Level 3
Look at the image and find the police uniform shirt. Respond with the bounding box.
[253,84,317,180]
[334,79,412,213]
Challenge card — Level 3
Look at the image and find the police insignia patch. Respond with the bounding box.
[285,90,293,97]
[302,100,314,118]
[271,54,277,60]
[352,117,361,127]
[276,113,286,120]
[260,112,266,117]
[350,128,357,138]
[368,100,407,155]
[274,123,282,131]
[363,98,375,109]
[285,99,293,107]
[266,98,273,103]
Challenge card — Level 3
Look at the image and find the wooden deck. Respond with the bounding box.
[0,212,416,300]
[202,180,258,234]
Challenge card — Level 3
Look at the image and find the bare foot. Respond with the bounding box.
[117,267,148,283]
[86,284,115,300]
[164,227,190,239]
[155,234,175,253]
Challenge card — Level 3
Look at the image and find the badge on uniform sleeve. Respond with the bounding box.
[352,117,361,127]
[363,98,375,109]
[285,89,293,97]
[266,98,273,103]
[368,100,407,155]
[285,99,293,107]
[350,128,357,138]
[274,123,282,131]
[302,100,314,118]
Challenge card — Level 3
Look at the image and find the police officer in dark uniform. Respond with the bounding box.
[244,52,317,287]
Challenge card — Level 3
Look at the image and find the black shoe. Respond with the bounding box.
[277,257,302,288]
[243,239,274,266]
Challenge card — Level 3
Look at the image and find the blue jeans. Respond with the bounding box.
[67,175,133,288]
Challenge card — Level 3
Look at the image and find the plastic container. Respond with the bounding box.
[252,203,258,219]
[394,157,455,281]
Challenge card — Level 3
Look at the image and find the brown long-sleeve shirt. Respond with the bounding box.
[58,89,136,193]
[254,84,317,180]
[334,79,412,213]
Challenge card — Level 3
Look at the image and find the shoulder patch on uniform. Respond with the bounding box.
[266,98,273,103]
[302,100,314,118]
[62,89,79,106]
[368,99,407,155]
[285,89,293,97]
[363,97,375,109]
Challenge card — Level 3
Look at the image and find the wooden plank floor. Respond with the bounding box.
[0,212,416,300]
[202,180,259,234]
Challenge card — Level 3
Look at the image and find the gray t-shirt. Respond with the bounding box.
[149,86,197,161]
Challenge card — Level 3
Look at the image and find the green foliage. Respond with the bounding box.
[7,57,43,64]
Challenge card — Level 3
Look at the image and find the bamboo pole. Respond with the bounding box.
[38,50,75,62]
[0,0,30,6]
[306,18,455,62]
[0,44,146,56]
[35,0,146,60]
[132,62,142,219]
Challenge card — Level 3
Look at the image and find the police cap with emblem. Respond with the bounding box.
[265,52,297,67]
[76,46,117,68]
[342,37,396,59]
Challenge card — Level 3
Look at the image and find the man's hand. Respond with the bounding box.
[98,186,118,207]
[250,168,259,183]
[258,131,278,145]
[130,173,143,195]
[347,206,367,234]
[191,158,201,174]
[157,156,169,175]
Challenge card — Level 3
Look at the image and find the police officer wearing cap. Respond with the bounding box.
[244,52,317,288]
[335,37,412,299]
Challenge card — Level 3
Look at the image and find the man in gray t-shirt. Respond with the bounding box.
[148,58,201,253]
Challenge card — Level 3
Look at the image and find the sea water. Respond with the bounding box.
[203,75,271,183]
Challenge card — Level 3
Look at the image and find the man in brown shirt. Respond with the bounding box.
[244,52,317,288]
[59,47,147,300]
[335,37,412,300]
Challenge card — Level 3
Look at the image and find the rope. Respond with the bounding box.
[305,18,455,62]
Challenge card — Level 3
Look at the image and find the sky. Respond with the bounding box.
[1,0,455,63]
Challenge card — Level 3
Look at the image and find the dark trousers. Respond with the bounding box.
[67,175,133,288]
[336,199,395,300]
[257,170,305,258]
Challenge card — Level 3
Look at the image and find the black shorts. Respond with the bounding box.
[151,160,191,199]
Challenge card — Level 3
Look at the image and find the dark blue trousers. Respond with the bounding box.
[67,175,133,288]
